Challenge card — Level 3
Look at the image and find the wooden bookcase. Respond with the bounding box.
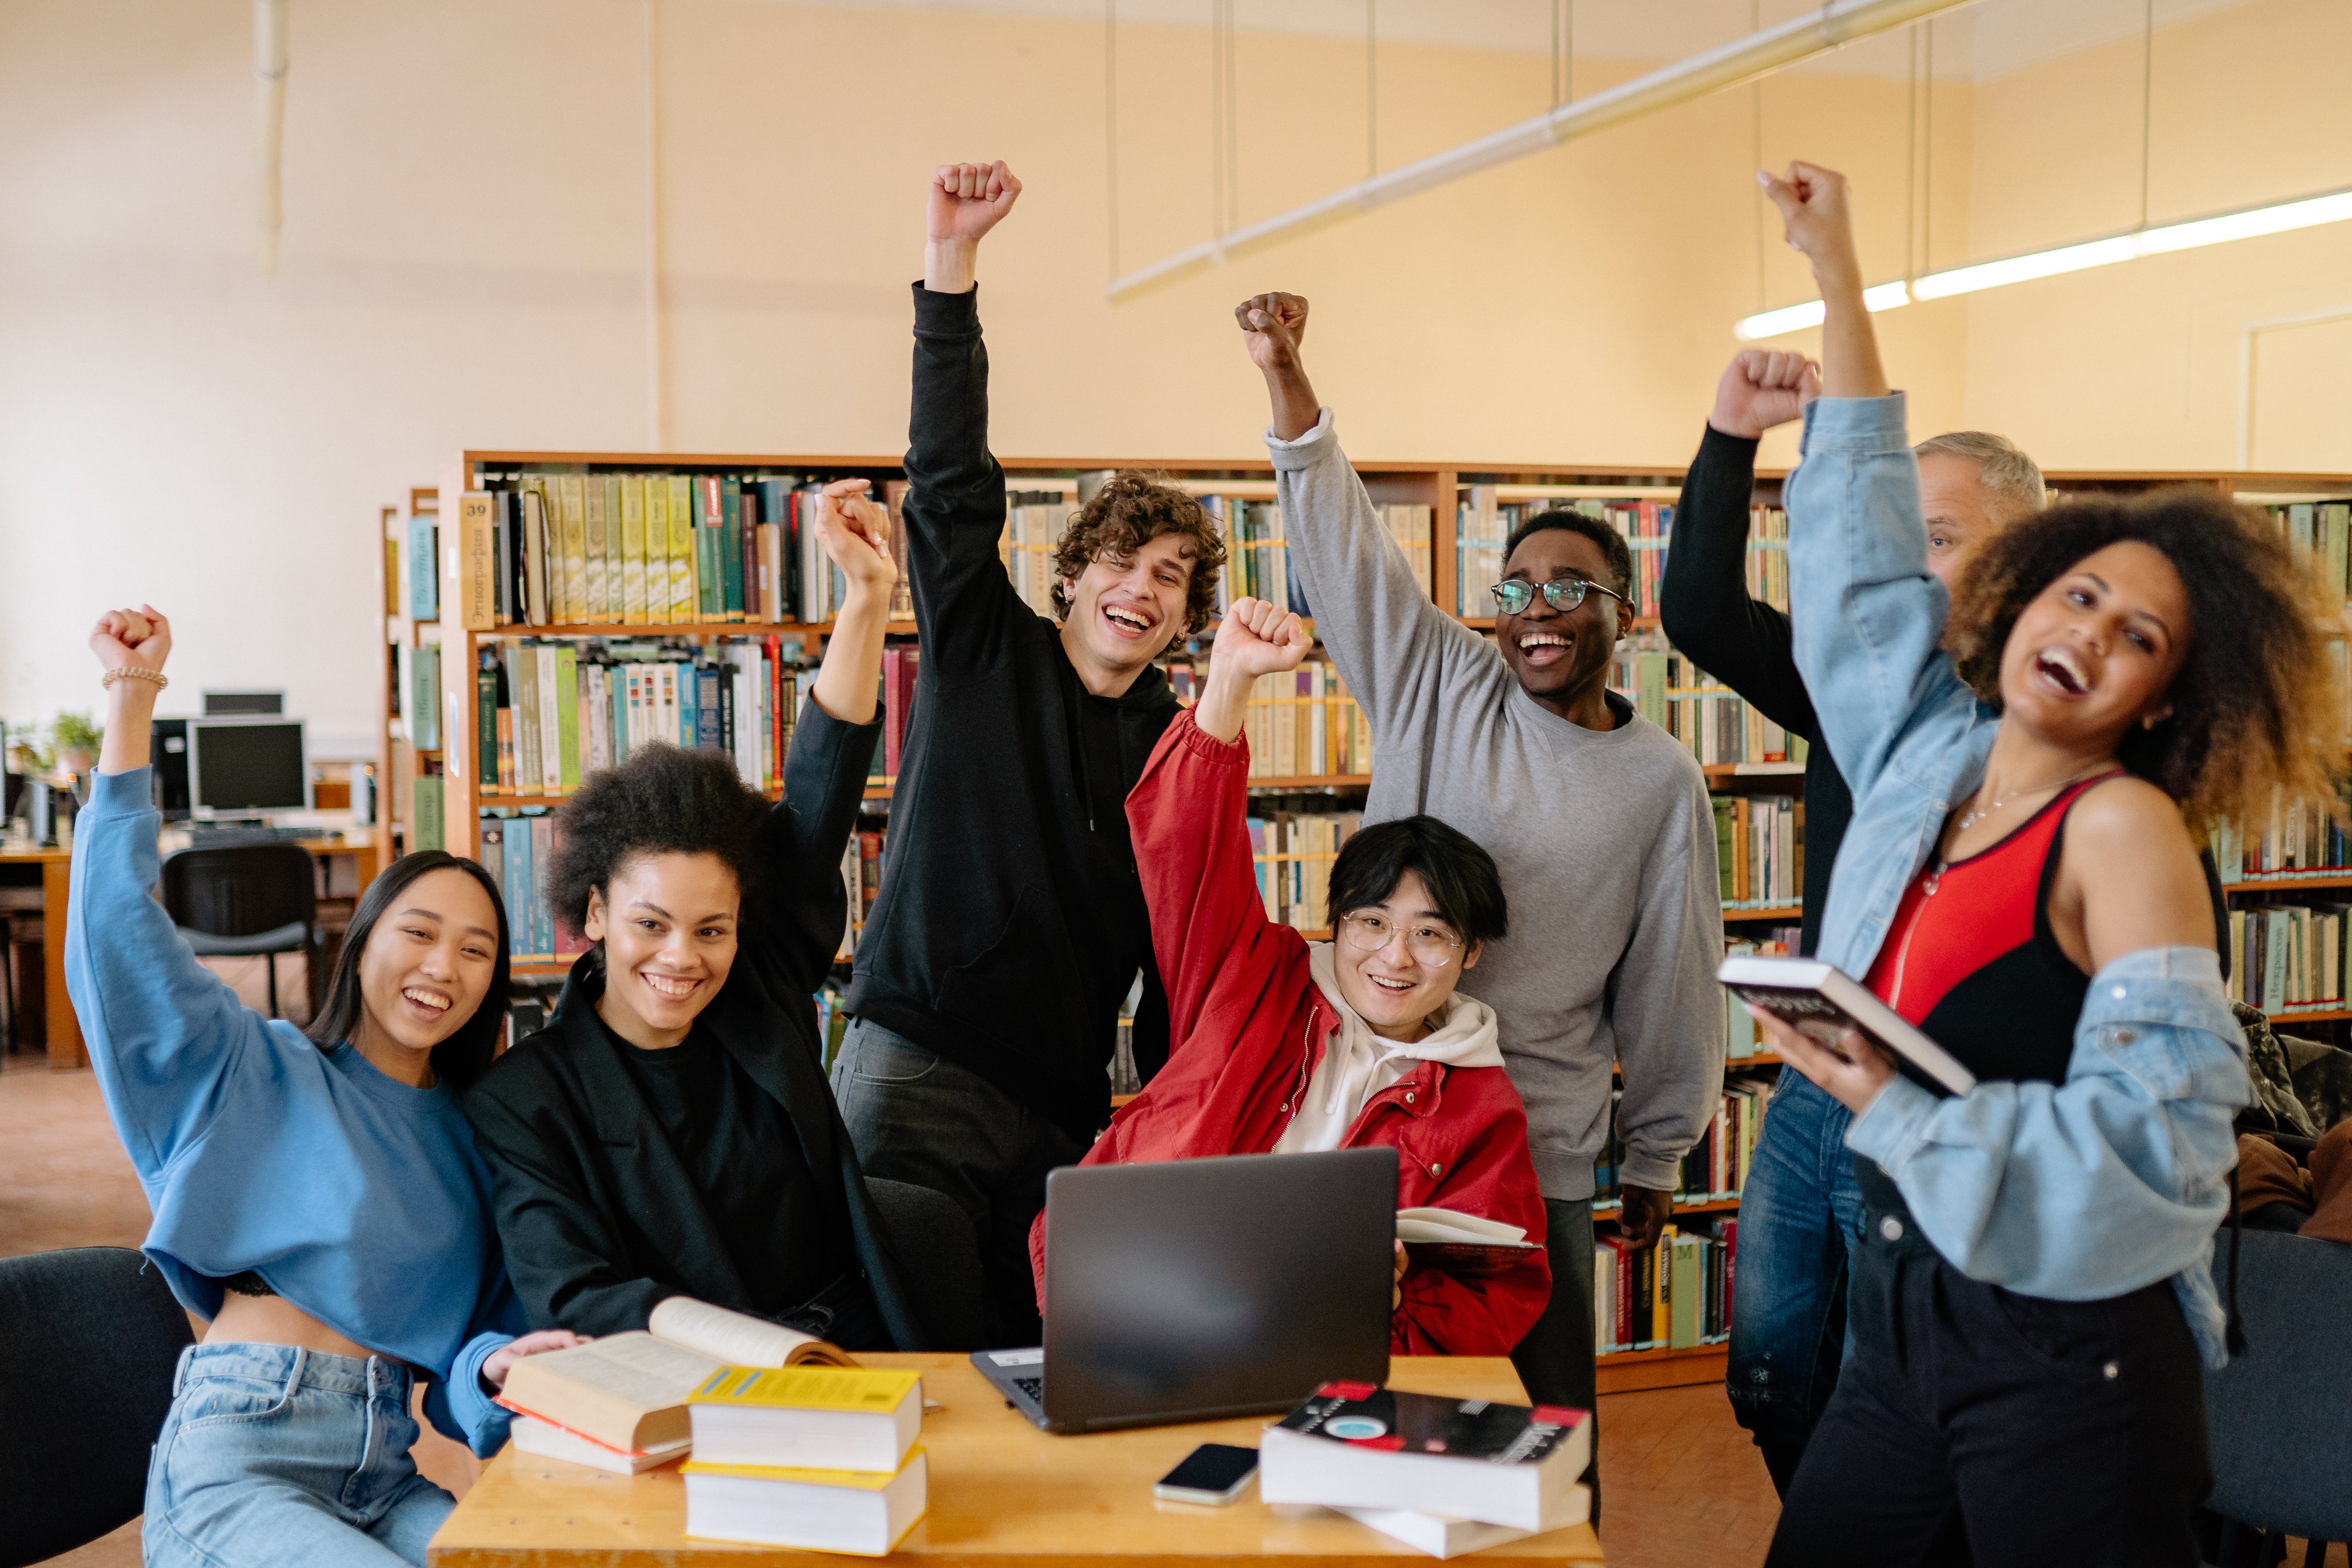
[421,446,2352,1391]
[375,487,442,868]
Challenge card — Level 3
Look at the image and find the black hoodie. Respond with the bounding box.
[841,285,1175,1144]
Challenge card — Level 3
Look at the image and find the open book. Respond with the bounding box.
[497,1297,855,1460]
[1716,953,1978,1097]
[1397,1207,1542,1273]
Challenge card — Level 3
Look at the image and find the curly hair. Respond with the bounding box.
[1944,487,2348,831]
[546,743,771,933]
[1048,472,1227,635]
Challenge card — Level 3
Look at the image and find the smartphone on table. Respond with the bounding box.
[1153,1443,1260,1505]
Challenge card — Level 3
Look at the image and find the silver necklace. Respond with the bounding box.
[1952,764,2117,835]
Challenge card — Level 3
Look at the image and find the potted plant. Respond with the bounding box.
[51,712,102,782]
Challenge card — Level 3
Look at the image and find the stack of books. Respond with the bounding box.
[682,1366,928,1556]
[1258,1383,1592,1559]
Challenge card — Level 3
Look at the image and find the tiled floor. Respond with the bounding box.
[4,991,1784,1568]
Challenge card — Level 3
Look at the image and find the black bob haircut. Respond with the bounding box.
[305,850,511,1091]
[547,743,770,936]
[1502,509,1635,598]
[1328,815,1509,950]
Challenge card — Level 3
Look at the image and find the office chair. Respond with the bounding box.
[160,844,321,1021]
[2203,1229,2352,1567]
[0,1247,194,1568]
[864,1178,985,1352]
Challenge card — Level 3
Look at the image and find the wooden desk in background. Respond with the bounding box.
[1,835,380,1071]
[430,1355,1602,1568]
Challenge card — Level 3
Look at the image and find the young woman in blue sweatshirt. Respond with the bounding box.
[1744,168,2345,1567]
[69,607,580,1568]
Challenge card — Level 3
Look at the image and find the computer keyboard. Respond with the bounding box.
[1012,1376,1044,1402]
[186,825,316,846]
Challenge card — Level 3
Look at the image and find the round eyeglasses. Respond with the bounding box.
[1488,576,1631,616]
[1337,910,1465,968]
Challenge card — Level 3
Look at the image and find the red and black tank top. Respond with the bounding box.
[1860,774,2118,1093]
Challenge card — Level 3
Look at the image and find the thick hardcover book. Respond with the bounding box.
[722,483,746,621]
[1258,1384,1591,1532]
[667,476,696,626]
[697,476,723,622]
[1715,954,1978,1096]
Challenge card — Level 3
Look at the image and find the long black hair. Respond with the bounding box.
[305,850,511,1090]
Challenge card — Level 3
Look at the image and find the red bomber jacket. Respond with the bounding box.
[1028,711,1551,1355]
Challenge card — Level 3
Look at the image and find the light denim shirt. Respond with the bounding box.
[1786,392,2248,1368]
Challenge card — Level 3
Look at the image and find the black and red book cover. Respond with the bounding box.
[1275,1383,1587,1463]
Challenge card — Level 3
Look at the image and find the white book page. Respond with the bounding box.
[650,1297,824,1368]
[1397,1207,1529,1246]
[524,1332,723,1410]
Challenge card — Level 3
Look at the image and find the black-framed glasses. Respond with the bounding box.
[1336,910,1465,968]
[1488,576,1630,616]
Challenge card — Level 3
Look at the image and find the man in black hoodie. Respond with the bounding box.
[831,160,1227,1347]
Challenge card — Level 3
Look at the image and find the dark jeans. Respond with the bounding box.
[830,1019,1084,1349]
[1727,1070,1864,1497]
[1507,1196,1600,1527]
[1767,1197,2211,1568]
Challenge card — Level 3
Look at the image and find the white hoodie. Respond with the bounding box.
[1271,943,1504,1155]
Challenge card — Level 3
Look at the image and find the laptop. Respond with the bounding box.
[973,1147,1396,1435]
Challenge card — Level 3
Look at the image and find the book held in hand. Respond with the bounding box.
[1395,1207,1543,1274]
[1715,953,1979,1096]
[495,1296,855,1459]
[688,1365,923,1472]
[509,1413,690,1476]
[682,1448,927,1556]
[1257,1384,1592,1532]
[1333,1489,1591,1559]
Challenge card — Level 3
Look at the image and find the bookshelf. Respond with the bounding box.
[376,488,442,866]
[417,446,2352,1387]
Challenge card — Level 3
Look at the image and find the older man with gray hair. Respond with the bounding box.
[1656,351,2046,1499]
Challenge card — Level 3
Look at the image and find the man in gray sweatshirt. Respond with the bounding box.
[1237,293,1726,1487]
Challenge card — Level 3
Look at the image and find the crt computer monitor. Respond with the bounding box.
[187,718,310,818]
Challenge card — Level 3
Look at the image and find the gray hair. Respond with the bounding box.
[1914,430,2047,520]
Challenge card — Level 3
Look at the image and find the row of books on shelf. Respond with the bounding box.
[2258,499,2352,605]
[1713,797,1803,909]
[1591,1070,1775,1210]
[1455,491,1785,621]
[2228,902,2352,1015]
[1164,660,1373,779]
[1250,809,1364,932]
[2209,792,2352,883]
[1723,931,1802,1056]
[428,469,915,630]
[1593,1221,1734,1354]
[1612,635,1810,769]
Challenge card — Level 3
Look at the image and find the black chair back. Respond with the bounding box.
[864,1177,985,1351]
[0,1247,194,1567]
[2205,1230,2352,1548]
[161,844,316,939]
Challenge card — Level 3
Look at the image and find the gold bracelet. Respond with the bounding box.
[101,667,168,691]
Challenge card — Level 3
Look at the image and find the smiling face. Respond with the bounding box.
[1061,531,1197,680]
[1494,527,1632,711]
[584,851,741,1050]
[1919,452,2013,591]
[1996,540,2191,751]
[355,866,501,1060]
[1331,870,1482,1042]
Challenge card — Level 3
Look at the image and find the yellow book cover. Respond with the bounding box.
[690,1366,920,1414]
[667,475,696,624]
[602,476,626,621]
[583,474,608,623]
[455,492,497,632]
[683,1447,924,1487]
[644,476,670,623]
[620,475,648,625]
[559,474,588,625]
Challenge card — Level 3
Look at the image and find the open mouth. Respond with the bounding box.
[1365,973,1415,995]
[1102,603,1154,640]
[2032,647,2091,697]
[1515,630,1573,669]
[639,970,701,1003]
[400,986,452,1020]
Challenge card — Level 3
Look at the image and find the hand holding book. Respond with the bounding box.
[1744,1001,1899,1115]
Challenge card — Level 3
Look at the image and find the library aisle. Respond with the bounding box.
[0,1043,1778,1568]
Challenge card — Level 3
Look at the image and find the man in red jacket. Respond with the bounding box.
[1031,597,1549,1354]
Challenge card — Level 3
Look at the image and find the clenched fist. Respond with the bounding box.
[1710,350,1820,440]
[1234,292,1309,374]
[1756,161,1861,291]
[813,479,898,600]
[1213,596,1313,682]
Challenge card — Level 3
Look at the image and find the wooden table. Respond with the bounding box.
[1,834,380,1071]
[428,1355,1603,1567]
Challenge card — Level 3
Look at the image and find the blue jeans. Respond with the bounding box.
[1727,1071,1864,1497]
[144,1343,455,1568]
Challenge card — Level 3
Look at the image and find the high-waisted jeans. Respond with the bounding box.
[143,1343,455,1568]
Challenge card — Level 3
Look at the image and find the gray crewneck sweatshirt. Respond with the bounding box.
[1268,410,1726,1201]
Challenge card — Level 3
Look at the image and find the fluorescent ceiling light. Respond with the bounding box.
[1734,183,2352,339]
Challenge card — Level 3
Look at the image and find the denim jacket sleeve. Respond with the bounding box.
[1846,946,2249,1365]
[1784,395,1981,806]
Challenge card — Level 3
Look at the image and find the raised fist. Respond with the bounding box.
[1234,292,1309,374]
[1213,596,1313,681]
[1756,161,1860,287]
[813,479,899,598]
[89,605,171,677]
[928,161,1022,248]
[1710,350,1820,440]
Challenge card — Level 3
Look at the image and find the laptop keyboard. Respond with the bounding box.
[1012,1375,1044,1402]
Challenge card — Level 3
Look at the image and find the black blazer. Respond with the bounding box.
[464,703,924,1348]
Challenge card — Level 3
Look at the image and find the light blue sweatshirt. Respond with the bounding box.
[66,765,523,1453]
[1787,393,2248,1368]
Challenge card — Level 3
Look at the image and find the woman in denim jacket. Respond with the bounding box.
[1745,166,2345,1568]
